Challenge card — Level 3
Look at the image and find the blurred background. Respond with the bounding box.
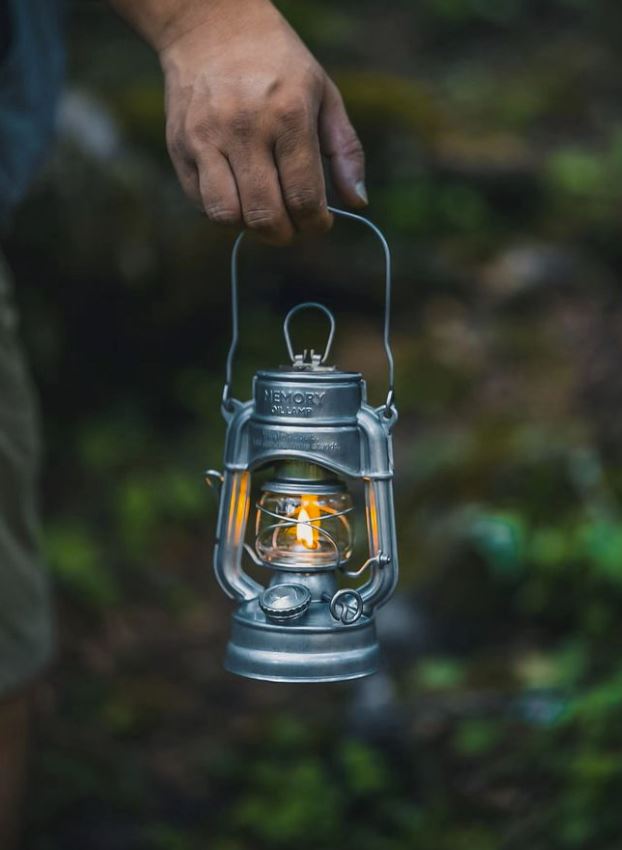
[4,0,622,847]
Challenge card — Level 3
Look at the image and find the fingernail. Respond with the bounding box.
[355,180,368,205]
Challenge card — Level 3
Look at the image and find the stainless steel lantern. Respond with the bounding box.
[206,208,398,683]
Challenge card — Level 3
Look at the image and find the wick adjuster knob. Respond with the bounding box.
[329,588,364,625]
[259,584,312,623]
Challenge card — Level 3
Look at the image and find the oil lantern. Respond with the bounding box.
[206,208,399,682]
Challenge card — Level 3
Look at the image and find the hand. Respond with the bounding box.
[158,0,367,244]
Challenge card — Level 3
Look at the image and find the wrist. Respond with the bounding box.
[154,0,277,56]
[109,0,275,55]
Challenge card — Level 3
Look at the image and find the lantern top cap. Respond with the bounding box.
[255,367,362,382]
[252,367,364,426]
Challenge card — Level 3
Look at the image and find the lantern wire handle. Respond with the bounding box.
[223,206,395,416]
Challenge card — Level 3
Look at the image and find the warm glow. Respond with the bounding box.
[296,496,321,549]
[366,482,380,552]
[228,470,250,544]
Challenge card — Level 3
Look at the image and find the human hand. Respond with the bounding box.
[158,0,367,244]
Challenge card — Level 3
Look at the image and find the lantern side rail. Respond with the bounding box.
[212,403,264,601]
[213,467,264,601]
[356,405,399,613]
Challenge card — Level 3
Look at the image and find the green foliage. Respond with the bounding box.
[334,72,442,141]
[44,522,119,610]
[422,0,522,25]
[338,738,392,796]
[416,657,466,690]
[220,721,428,850]
[470,511,526,578]
[143,826,199,850]
[452,717,504,755]
[233,757,344,846]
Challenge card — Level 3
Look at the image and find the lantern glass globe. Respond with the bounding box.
[255,487,354,570]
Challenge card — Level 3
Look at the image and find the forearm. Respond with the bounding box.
[106,0,239,52]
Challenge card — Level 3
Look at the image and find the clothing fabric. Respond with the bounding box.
[0,0,62,694]
[0,0,65,225]
[0,0,63,694]
[0,252,53,695]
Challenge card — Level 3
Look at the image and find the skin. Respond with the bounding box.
[109,0,368,243]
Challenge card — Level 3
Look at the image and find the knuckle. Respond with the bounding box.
[275,101,308,131]
[228,108,257,143]
[340,132,365,163]
[184,115,220,152]
[299,64,325,96]
[185,120,208,148]
[167,131,191,164]
[204,203,240,228]
[284,186,321,217]
[245,207,279,231]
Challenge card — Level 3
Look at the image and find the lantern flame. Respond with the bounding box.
[296,497,321,549]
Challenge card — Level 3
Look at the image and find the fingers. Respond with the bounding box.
[169,80,365,241]
[196,150,242,229]
[274,104,332,235]
[319,79,367,209]
[168,142,203,210]
[228,143,296,245]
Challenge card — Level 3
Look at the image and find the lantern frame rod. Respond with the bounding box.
[223,206,395,414]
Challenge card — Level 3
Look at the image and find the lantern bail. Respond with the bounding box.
[283,301,336,369]
[222,206,396,417]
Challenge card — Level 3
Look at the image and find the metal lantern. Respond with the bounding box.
[206,207,398,683]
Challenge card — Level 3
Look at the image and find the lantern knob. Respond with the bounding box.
[329,588,364,625]
[259,583,312,623]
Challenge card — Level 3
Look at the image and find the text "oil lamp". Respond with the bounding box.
[206,208,399,682]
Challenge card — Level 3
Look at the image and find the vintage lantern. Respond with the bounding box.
[206,208,398,682]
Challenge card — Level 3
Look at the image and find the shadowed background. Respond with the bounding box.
[4,0,622,847]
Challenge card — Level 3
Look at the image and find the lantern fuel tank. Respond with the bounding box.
[206,208,399,682]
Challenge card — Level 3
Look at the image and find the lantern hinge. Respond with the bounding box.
[292,349,323,370]
[341,551,390,579]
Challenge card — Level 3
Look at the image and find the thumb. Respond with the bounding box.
[318,79,367,209]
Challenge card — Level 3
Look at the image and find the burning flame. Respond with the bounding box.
[296,496,321,549]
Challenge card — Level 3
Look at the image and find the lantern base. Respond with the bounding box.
[224,599,380,683]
